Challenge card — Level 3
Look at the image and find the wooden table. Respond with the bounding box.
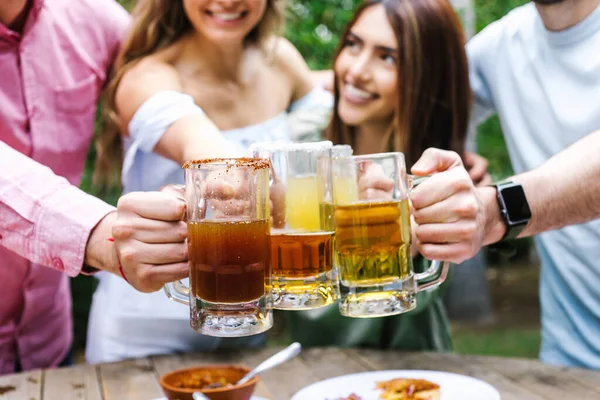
[1,347,600,400]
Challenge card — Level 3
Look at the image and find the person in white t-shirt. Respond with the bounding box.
[464,0,600,369]
[311,0,600,368]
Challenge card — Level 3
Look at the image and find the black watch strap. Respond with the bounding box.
[487,241,517,258]
[494,180,531,241]
[487,181,531,257]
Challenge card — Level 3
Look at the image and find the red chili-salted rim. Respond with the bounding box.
[182,157,270,170]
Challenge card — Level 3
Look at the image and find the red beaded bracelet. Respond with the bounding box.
[107,237,130,284]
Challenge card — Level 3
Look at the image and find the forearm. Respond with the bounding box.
[154,114,239,164]
[84,211,120,275]
[480,130,600,243]
[0,141,116,276]
[515,131,600,236]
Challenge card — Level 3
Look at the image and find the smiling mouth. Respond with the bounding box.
[343,83,377,103]
[206,11,247,22]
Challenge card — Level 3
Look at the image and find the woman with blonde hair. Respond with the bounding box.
[86,0,332,363]
[287,0,473,350]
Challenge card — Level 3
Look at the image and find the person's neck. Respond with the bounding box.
[184,32,248,83]
[0,0,28,29]
[353,121,392,155]
[536,0,600,31]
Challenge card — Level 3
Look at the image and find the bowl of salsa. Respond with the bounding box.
[159,365,259,400]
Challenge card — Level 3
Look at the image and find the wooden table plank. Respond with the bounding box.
[42,364,102,400]
[458,354,600,400]
[466,354,600,392]
[98,357,162,400]
[418,352,548,400]
[232,348,319,400]
[299,347,372,379]
[0,369,41,400]
[349,348,446,370]
[14,347,600,400]
[549,365,600,392]
[350,350,548,400]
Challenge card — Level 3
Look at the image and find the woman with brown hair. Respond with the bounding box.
[287,0,473,350]
[86,0,333,363]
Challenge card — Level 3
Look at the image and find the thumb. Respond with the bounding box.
[160,184,185,202]
[411,148,464,175]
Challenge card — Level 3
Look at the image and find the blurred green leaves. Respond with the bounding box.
[284,0,361,69]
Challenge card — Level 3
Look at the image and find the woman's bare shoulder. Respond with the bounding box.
[115,56,183,128]
[267,36,314,100]
[268,37,308,73]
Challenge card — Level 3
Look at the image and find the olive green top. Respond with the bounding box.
[284,257,453,351]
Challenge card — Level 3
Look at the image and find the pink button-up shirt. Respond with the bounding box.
[0,0,129,374]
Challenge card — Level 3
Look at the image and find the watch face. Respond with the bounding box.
[500,185,532,224]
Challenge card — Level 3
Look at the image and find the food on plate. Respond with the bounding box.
[327,376,440,400]
[330,395,363,400]
[376,378,441,400]
[170,370,234,390]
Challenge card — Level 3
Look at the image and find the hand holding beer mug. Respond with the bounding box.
[332,152,450,318]
[410,148,485,263]
[250,141,339,310]
[164,158,272,337]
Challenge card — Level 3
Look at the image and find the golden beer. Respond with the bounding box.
[334,199,416,317]
[285,175,320,231]
[270,229,337,308]
[250,140,339,309]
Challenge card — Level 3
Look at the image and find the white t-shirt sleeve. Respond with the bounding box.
[467,23,503,126]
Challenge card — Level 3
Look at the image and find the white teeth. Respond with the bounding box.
[345,84,372,99]
[212,12,243,21]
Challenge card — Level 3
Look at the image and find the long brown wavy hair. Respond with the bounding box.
[328,0,471,168]
[94,0,284,188]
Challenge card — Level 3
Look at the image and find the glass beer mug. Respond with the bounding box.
[164,158,272,337]
[250,141,340,310]
[331,152,450,318]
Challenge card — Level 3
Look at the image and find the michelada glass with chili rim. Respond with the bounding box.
[164,158,272,337]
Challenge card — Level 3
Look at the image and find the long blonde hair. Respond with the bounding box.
[94,0,284,188]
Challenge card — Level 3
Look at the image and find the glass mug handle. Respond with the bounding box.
[414,260,451,291]
[407,174,451,292]
[158,183,191,305]
[164,281,190,306]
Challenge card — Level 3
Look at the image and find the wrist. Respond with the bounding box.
[477,186,506,245]
[84,211,119,274]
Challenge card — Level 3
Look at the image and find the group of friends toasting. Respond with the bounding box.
[83,0,477,364]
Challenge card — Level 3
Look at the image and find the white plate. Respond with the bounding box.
[290,370,500,400]
[154,397,268,400]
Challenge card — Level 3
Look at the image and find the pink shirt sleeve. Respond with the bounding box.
[94,0,131,71]
[0,141,115,277]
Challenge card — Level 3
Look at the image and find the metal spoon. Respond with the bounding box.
[237,342,302,385]
[192,392,210,400]
[192,342,302,400]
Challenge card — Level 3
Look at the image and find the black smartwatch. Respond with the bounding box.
[493,180,532,241]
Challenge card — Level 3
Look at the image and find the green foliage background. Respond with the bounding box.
[73,0,530,352]
[93,0,529,196]
[96,0,529,193]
